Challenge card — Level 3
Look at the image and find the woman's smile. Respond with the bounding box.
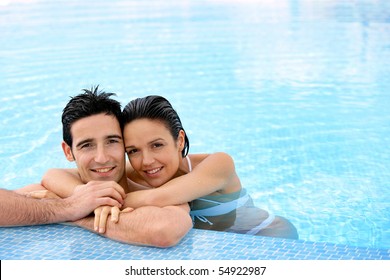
[144,166,163,176]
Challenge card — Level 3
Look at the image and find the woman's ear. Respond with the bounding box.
[61,141,75,162]
[177,130,185,151]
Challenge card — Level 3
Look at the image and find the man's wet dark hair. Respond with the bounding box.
[62,85,122,147]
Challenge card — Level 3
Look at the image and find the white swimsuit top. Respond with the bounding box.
[186,156,192,172]
[187,155,275,234]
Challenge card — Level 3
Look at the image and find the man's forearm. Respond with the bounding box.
[74,205,192,247]
[0,189,71,226]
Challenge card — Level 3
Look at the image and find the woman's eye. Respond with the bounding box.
[153,143,163,148]
[127,149,138,155]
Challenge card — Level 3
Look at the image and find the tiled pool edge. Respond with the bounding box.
[1,224,388,260]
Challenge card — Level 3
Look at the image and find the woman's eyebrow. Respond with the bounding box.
[125,138,165,150]
[148,138,164,144]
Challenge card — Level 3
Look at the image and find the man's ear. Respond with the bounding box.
[61,141,75,162]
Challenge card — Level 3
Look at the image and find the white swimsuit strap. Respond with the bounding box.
[190,192,250,217]
[186,156,192,172]
[245,213,275,235]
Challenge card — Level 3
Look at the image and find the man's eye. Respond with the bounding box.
[108,139,120,144]
[80,143,92,149]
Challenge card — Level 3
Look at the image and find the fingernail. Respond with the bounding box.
[99,228,104,233]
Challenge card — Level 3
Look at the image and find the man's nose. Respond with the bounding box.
[95,145,109,163]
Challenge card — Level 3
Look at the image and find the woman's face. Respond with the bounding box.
[123,118,185,188]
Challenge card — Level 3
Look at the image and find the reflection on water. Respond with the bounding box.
[0,0,389,249]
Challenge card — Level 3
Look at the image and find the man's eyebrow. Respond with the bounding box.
[75,135,122,148]
[75,138,93,148]
[107,134,123,140]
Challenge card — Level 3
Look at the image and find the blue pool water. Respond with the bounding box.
[0,0,389,254]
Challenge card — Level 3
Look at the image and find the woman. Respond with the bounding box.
[40,95,298,239]
[120,95,298,239]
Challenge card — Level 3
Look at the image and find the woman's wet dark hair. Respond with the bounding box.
[122,95,189,157]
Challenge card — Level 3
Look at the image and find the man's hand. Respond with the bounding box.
[64,181,127,221]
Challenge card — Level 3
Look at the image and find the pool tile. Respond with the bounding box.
[0,224,388,260]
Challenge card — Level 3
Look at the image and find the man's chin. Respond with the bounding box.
[90,175,118,182]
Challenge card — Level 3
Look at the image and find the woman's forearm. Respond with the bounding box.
[124,153,237,208]
[41,168,82,198]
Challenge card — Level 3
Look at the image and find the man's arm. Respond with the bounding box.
[74,203,193,248]
[0,184,125,227]
[0,188,69,226]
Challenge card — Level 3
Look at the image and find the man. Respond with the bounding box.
[13,86,192,247]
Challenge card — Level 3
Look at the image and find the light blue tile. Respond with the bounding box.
[1,224,388,260]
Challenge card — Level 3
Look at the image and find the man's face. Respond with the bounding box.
[62,113,125,184]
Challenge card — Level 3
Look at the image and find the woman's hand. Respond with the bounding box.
[27,190,61,199]
[94,206,133,233]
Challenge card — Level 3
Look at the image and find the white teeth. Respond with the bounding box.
[146,167,161,174]
[95,168,112,173]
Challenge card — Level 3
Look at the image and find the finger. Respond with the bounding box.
[47,192,61,199]
[104,181,126,199]
[93,186,125,205]
[121,207,134,213]
[87,180,126,199]
[104,189,124,205]
[115,185,126,200]
[94,208,102,232]
[28,190,48,199]
[110,206,120,223]
[99,207,111,233]
[103,181,126,200]
[96,197,122,209]
[43,191,61,199]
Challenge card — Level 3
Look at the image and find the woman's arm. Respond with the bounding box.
[41,168,82,198]
[124,152,242,208]
[14,168,81,198]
